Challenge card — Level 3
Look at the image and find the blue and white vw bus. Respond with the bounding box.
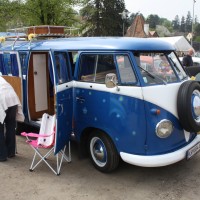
[1,37,200,172]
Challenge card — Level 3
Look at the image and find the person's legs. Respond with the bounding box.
[5,105,17,157]
[0,122,7,161]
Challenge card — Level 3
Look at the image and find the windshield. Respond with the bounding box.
[136,52,187,85]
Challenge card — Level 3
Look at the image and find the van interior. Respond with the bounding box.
[28,52,55,125]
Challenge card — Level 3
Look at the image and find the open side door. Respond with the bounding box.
[51,50,73,154]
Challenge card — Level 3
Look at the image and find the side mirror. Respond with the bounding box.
[105,73,117,88]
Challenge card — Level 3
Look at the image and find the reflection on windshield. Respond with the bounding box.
[137,52,187,85]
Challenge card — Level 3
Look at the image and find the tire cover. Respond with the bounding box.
[177,80,200,132]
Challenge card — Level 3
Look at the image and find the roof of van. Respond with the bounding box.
[0,37,175,51]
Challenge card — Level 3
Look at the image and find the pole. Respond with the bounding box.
[191,0,196,47]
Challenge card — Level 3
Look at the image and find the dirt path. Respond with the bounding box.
[1,136,200,200]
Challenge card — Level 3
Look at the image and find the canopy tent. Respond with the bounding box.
[157,36,192,54]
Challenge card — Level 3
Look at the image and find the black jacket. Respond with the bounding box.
[182,55,193,67]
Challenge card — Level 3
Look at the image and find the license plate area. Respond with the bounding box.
[186,142,200,160]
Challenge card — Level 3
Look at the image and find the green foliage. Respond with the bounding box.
[185,11,192,32]
[0,0,200,37]
[172,15,180,31]
[146,14,160,29]
[195,24,200,36]
[80,0,125,36]
[180,16,185,32]
[0,0,24,31]
[23,0,78,26]
[0,0,81,31]
[194,36,200,42]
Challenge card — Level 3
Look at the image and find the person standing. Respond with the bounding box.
[182,48,194,67]
[0,76,24,161]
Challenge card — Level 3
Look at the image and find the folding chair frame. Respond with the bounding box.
[21,113,71,175]
[29,141,71,175]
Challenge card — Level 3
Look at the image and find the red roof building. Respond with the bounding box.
[125,14,158,38]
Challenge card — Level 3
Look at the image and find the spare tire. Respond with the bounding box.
[177,80,200,132]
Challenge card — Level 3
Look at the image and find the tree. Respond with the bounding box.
[21,0,79,26]
[80,0,125,36]
[180,16,185,32]
[172,15,180,31]
[146,14,160,29]
[185,11,192,32]
[0,0,24,31]
[195,24,200,36]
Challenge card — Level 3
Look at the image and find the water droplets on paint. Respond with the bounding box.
[119,96,124,102]
[116,114,120,118]
[102,99,106,103]
[94,117,98,121]
[83,107,88,114]
[132,131,136,136]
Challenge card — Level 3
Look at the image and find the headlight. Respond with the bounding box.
[156,119,173,138]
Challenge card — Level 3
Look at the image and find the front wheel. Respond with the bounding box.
[88,130,119,173]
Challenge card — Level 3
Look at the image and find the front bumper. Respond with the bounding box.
[120,135,200,167]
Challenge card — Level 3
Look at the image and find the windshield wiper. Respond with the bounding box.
[138,65,167,85]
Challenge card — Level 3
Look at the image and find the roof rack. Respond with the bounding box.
[7,25,79,38]
[1,25,80,49]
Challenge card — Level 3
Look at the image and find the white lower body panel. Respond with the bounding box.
[120,135,200,167]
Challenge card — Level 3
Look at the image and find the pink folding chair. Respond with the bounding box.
[21,113,71,175]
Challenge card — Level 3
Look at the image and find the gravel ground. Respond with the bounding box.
[1,135,200,200]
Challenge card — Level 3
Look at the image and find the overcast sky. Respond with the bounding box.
[124,0,200,21]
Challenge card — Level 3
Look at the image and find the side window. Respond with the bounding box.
[116,55,136,84]
[79,54,116,83]
[54,52,71,85]
[2,53,19,76]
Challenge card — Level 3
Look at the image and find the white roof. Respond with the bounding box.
[156,36,192,52]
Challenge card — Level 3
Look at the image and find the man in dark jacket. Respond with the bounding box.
[182,48,194,67]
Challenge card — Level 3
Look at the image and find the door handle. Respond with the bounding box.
[76,97,85,103]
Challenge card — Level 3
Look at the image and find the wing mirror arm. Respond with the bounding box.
[105,73,120,91]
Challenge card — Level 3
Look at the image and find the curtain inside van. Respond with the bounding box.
[10,54,19,76]
[0,54,7,75]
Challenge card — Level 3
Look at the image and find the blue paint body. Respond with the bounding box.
[0,37,198,167]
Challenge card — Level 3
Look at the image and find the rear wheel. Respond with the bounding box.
[88,130,119,173]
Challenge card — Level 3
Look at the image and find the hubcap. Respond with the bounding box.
[192,89,200,122]
[90,137,107,167]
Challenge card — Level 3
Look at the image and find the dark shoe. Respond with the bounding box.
[8,154,15,158]
[0,158,7,162]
